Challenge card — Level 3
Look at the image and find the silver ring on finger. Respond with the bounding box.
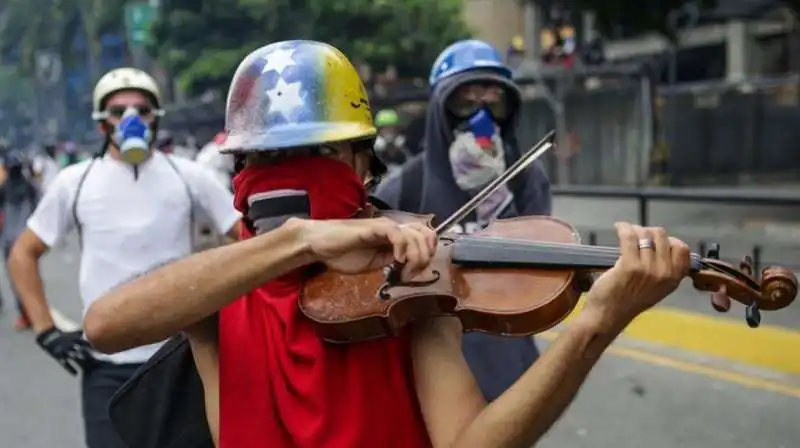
[638,238,655,250]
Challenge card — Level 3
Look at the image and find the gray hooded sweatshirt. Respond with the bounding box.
[374,69,552,401]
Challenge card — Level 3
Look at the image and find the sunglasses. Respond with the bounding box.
[105,105,155,119]
[445,84,511,121]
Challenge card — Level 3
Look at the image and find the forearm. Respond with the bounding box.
[8,249,53,333]
[454,312,618,448]
[187,317,220,447]
[225,220,242,242]
[85,220,312,353]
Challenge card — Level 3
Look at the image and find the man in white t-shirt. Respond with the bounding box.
[7,67,240,448]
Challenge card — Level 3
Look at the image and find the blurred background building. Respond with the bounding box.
[1,0,799,185]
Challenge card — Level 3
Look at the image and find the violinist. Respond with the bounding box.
[374,39,550,402]
[85,40,699,448]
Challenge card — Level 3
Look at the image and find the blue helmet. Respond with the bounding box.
[428,39,512,89]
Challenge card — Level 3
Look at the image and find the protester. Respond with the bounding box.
[374,39,552,402]
[31,143,61,195]
[195,131,234,191]
[58,141,83,167]
[83,40,697,448]
[373,108,411,172]
[1,148,38,330]
[8,67,240,448]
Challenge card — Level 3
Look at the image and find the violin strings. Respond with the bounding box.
[457,236,621,258]
[457,235,620,254]
[456,235,715,271]
[458,235,709,258]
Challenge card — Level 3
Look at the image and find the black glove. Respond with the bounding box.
[36,327,94,376]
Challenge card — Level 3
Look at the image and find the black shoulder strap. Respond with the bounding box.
[162,155,197,249]
[72,159,97,249]
[27,179,39,204]
[108,333,213,448]
[367,195,394,211]
[398,156,424,212]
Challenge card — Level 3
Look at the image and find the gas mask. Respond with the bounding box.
[113,107,153,165]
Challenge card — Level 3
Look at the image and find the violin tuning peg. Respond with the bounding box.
[739,255,754,276]
[706,243,720,260]
[746,303,761,328]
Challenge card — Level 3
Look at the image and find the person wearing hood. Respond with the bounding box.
[374,39,552,402]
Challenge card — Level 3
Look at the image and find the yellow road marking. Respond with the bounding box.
[539,330,800,398]
[557,298,800,375]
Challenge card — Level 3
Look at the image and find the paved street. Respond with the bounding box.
[1,196,800,447]
[538,338,800,448]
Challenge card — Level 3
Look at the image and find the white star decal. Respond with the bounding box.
[266,77,304,120]
[440,61,449,71]
[262,48,297,74]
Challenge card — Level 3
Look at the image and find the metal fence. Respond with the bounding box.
[514,73,800,188]
[658,75,800,186]
[156,68,800,189]
[513,67,654,187]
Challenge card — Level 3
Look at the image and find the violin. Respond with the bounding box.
[298,131,798,343]
[299,212,797,343]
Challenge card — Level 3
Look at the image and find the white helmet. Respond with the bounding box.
[91,68,166,121]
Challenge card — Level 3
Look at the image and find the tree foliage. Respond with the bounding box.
[0,0,127,78]
[149,0,471,96]
[0,65,35,105]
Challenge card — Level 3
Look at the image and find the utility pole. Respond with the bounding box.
[522,1,573,184]
[125,2,158,70]
[523,1,544,66]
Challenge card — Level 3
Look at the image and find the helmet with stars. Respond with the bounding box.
[219,40,377,154]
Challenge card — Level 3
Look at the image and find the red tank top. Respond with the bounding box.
[220,155,432,447]
[218,274,432,447]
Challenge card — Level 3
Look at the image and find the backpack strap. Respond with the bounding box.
[398,156,424,212]
[108,331,214,448]
[162,155,197,250]
[72,158,97,249]
[367,195,394,211]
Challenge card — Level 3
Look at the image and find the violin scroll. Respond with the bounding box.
[690,244,797,328]
[760,266,798,311]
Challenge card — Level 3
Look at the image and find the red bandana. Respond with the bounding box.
[232,155,367,238]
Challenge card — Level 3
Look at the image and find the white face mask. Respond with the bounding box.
[448,128,514,223]
[448,128,506,191]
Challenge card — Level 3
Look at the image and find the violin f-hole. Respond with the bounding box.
[378,270,442,301]
[384,261,405,285]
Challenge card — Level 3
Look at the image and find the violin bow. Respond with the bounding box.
[382,130,555,287]
[435,130,556,235]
